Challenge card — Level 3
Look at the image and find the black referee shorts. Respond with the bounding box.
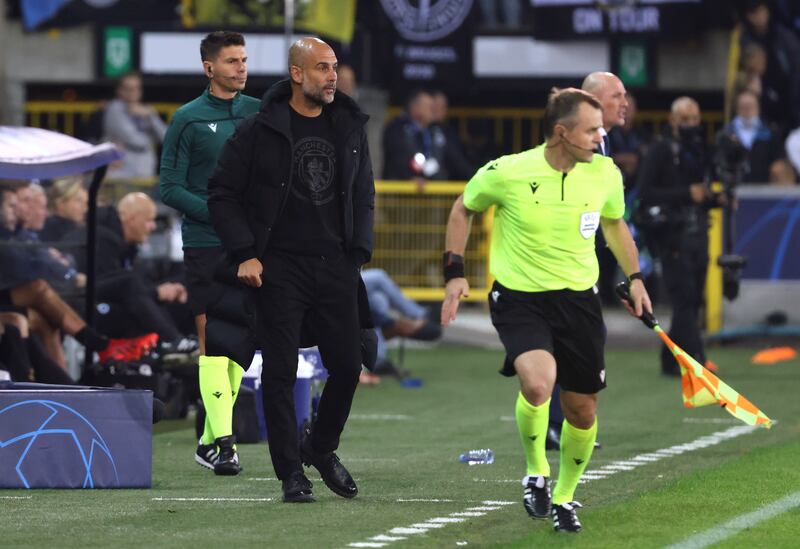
[488,281,606,394]
[183,246,225,316]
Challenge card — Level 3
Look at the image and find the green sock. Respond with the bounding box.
[552,418,597,505]
[515,392,551,477]
[199,355,233,441]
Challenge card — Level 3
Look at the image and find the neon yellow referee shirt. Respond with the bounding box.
[463,145,624,292]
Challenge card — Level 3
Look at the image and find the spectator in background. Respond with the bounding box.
[336,65,358,100]
[769,158,797,185]
[786,126,800,176]
[722,89,781,183]
[0,312,73,384]
[362,268,441,378]
[15,184,49,234]
[0,187,110,368]
[382,89,448,181]
[739,0,800,133]
[430,90,476,180]
[608,93,647,195]
[39,175,88,243]
[103,71,167,179]
[736,42,767,100]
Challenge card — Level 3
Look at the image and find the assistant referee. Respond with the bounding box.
[441,88,651,533]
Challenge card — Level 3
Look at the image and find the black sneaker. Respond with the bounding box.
[522,475,551,519]
[282,471,315,503]
[195,440,218,470]
[552,501,583,533]
[300,426,358,498]
[213,435,241,476]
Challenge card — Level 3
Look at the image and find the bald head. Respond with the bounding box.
[581,71,628,130]
[288,36,338,111]
[118,192,156,244]
[670,96,701,136]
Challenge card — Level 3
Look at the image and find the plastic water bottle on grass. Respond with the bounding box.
[458,449,494,465]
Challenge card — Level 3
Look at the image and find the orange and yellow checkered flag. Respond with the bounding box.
[656,326,772,428]
[615,282,772,429]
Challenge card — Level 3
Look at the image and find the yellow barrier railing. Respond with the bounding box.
[374,181,491,302]
[27,102,724,154]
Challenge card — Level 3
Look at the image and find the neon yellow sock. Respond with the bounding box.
[515,392,551,477]
[228,359,243,404]
[227,359,244,451]
[200,415,214,445]
[552,418,597,505]
[199,355,233,441]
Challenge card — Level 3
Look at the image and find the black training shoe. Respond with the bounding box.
[522,475,551,519]
[195,440,218,470]
[282,471,315,503]
[300,427,358,498]
[213,435,241,476]
[552,501,583,533]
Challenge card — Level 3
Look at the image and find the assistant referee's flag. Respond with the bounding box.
[615,282,772,428]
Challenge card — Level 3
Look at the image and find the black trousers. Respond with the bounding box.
[95,272,181,341]
[659,234,708,372]
[257,250,362,480]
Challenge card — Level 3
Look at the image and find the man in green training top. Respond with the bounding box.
[160,31,260,475]
[441,88,652,533]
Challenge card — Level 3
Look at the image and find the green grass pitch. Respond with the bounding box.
[1,344,799,548]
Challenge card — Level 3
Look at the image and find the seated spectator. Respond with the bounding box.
[0,312,73,385]
[362,268,441,377]
[739,0,800,133]
[382,89,449,181]
[1,187,109,366]
[768,158,797,185]
[103,71,167,179]
[67,192,197,354]
[39,175,88,243]
[12,183,85,295]
[430,90,476,181]
[722,90,781,182]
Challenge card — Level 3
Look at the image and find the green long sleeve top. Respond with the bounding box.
[159,88,260,247]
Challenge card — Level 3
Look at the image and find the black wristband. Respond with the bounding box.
[628,271,645,283]
[443,251,465,282]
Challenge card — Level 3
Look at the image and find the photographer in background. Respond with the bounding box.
[635,97,727,377]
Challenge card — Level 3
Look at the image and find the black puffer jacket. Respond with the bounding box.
[208,79,374,266]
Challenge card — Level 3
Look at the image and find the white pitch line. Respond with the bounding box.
[0,496,32,499]
[349,414,412,421]
[370,535,406,542]
[397,498,453,502]
[410,523,446,529]
[151,497,274,502]
[389,527,428,535]
[348,543,386,548]
[347,426,759,548]
[664,491,800,549]
[465,506,500,511]
[682,417,739,424]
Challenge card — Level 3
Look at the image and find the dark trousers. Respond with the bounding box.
[659,235,708,372]
[257,251,362,480]
[95,272,181,341]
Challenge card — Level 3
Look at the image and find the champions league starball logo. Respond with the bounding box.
[380,0,474,42]
[0,400,118,488]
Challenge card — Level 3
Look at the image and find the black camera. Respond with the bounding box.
[717,253,747,301]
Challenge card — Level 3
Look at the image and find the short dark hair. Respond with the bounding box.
[542,87,602,139]
[200,31,245,62]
